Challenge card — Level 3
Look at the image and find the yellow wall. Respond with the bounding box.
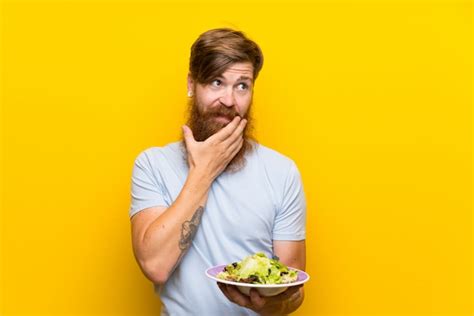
[1,0,472,315]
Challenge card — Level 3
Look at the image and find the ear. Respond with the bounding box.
[187,73,194,95]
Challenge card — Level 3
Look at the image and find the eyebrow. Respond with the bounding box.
[217,75,253,82]
[237,76,253,82]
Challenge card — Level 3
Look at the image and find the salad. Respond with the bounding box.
[216,252,298,284]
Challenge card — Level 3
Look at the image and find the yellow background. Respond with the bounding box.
[1,0,472,315]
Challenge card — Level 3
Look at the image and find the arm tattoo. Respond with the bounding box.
[179,206,204,251]
[169,206,204,275]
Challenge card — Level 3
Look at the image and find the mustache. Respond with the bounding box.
[203,105,243,120]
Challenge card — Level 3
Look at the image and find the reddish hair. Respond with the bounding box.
[189,28,264,84]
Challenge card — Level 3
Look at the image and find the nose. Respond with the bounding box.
[219,87,235,108]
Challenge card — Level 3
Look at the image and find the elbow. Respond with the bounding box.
[132,238,173,285]
[138,258,171,286]
[147,271,169,286]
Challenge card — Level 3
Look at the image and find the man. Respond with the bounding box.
[129,28,307,315]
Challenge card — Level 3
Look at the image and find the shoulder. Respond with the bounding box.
[251,142,302,189]
[133,141,184,165]
[254,142,298,172]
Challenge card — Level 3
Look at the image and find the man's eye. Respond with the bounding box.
[211,79,222,87]
[237,83,248,90]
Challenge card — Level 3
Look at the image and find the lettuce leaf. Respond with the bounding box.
[216,252,298,284]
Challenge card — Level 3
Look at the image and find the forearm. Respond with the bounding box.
[260,287,305,316]
[137,168,213,283]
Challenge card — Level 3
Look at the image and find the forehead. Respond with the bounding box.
[219,62,254,81]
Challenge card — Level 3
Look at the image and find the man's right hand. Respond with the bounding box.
[182,116,247,181]
[132,117,246,286]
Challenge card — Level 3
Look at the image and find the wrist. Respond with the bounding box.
[188,167,214,187]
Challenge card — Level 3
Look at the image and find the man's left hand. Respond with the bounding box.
[217,282,302,315]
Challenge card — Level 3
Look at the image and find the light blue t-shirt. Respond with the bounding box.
[129,140,306,316]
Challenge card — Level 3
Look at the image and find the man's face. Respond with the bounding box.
[187,62,254,131]
[184,61,256,172]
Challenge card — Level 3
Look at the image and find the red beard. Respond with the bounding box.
[182,98,257,173]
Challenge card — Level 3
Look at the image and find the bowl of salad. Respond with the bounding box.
[205,252,310,297]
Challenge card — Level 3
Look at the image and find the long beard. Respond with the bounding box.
[181,98,257,173]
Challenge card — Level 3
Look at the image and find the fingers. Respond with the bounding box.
[217,283,234,302]
[228,133,244,152]
[208,116,242,142]
[222,118,247,146]
[182,125,195,147]
[249,288,266,310]
[275,285,303,300]
[217,284,269,313]
[218,284,251,308]
[226,137,244,161]
[222,120,245,161]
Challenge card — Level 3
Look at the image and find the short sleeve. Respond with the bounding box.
[129,150,168,218]
[273,161,307,241]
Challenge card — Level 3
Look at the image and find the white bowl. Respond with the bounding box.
[205,264,310,297]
